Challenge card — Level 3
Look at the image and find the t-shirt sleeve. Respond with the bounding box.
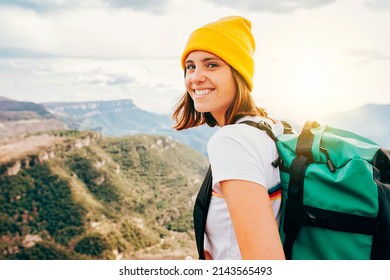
[207,126,269,191]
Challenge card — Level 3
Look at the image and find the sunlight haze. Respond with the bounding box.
[0,0,389,124]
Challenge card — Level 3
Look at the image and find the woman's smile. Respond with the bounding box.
[193,88,214,96]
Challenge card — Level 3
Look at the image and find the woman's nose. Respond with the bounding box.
[191,68,206,83]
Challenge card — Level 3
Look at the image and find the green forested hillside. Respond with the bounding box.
[0,131,208,260]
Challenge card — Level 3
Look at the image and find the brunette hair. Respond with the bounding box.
[173,68,267,130]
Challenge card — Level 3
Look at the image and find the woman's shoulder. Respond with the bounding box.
[208,122,249,146]
[212,116,282,139]
[235,115,284,136]
[208,116,282,151]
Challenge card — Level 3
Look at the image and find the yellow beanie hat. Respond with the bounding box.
[181,16,256,91]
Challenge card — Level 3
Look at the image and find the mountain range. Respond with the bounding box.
[43,99,216,155]
[1,97,388,150]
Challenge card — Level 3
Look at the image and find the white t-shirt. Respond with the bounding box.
[204,116,283,260]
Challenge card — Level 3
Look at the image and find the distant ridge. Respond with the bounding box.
[43,99,165,132]
[43,99,215,154]
[0,98,67,138]
[0,96,13,101]
[320,103,390,148]
[0,98,53,120]
[43,99,137,110]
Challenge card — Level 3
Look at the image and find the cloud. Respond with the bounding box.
[105,0,168,14]
[345,49,390,61]
[206,0,338,13]
[0,0,93,12]
[74,73,136,86]
[0,6,184,60]
[0,0,169,14]
[0,47,56,58]
[364,0,390,10]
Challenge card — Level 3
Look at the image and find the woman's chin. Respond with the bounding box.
[194,105,210,113]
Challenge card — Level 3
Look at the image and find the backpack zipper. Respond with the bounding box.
[320,147,336,172]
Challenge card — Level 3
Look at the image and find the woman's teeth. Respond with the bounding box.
[194,89,211,96]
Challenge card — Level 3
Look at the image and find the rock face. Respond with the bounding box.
[0,132,98,176]
[22,235,42,248]
[6,160,21,176]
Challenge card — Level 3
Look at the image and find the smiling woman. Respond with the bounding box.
[173,15,286,261]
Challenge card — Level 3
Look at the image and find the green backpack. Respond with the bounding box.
[193,120,390,260]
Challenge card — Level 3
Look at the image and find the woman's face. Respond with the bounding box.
[184,51,237,126]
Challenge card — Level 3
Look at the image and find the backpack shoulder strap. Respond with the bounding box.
[240,119,295,140]
[193,165,213,259]
[239,120,278,142]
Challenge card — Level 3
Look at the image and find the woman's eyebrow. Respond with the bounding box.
[185,57,220,64]
[201,57,220,62]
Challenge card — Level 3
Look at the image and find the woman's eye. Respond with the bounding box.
[207,63,218,68]
[186,64,195,71]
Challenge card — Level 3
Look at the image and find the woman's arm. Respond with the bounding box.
[220,179,285,260]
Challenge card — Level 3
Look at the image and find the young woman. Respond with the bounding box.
[173,16,285,260]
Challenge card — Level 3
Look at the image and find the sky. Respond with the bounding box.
[0,0,389,123]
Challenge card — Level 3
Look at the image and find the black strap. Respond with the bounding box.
[283,121,317,259]
[296,121,319,161]
[301,205,378,235]
[193,166,213,259]
[283,155,311,259]
[240,120,278,142]
[280,120,295,134]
